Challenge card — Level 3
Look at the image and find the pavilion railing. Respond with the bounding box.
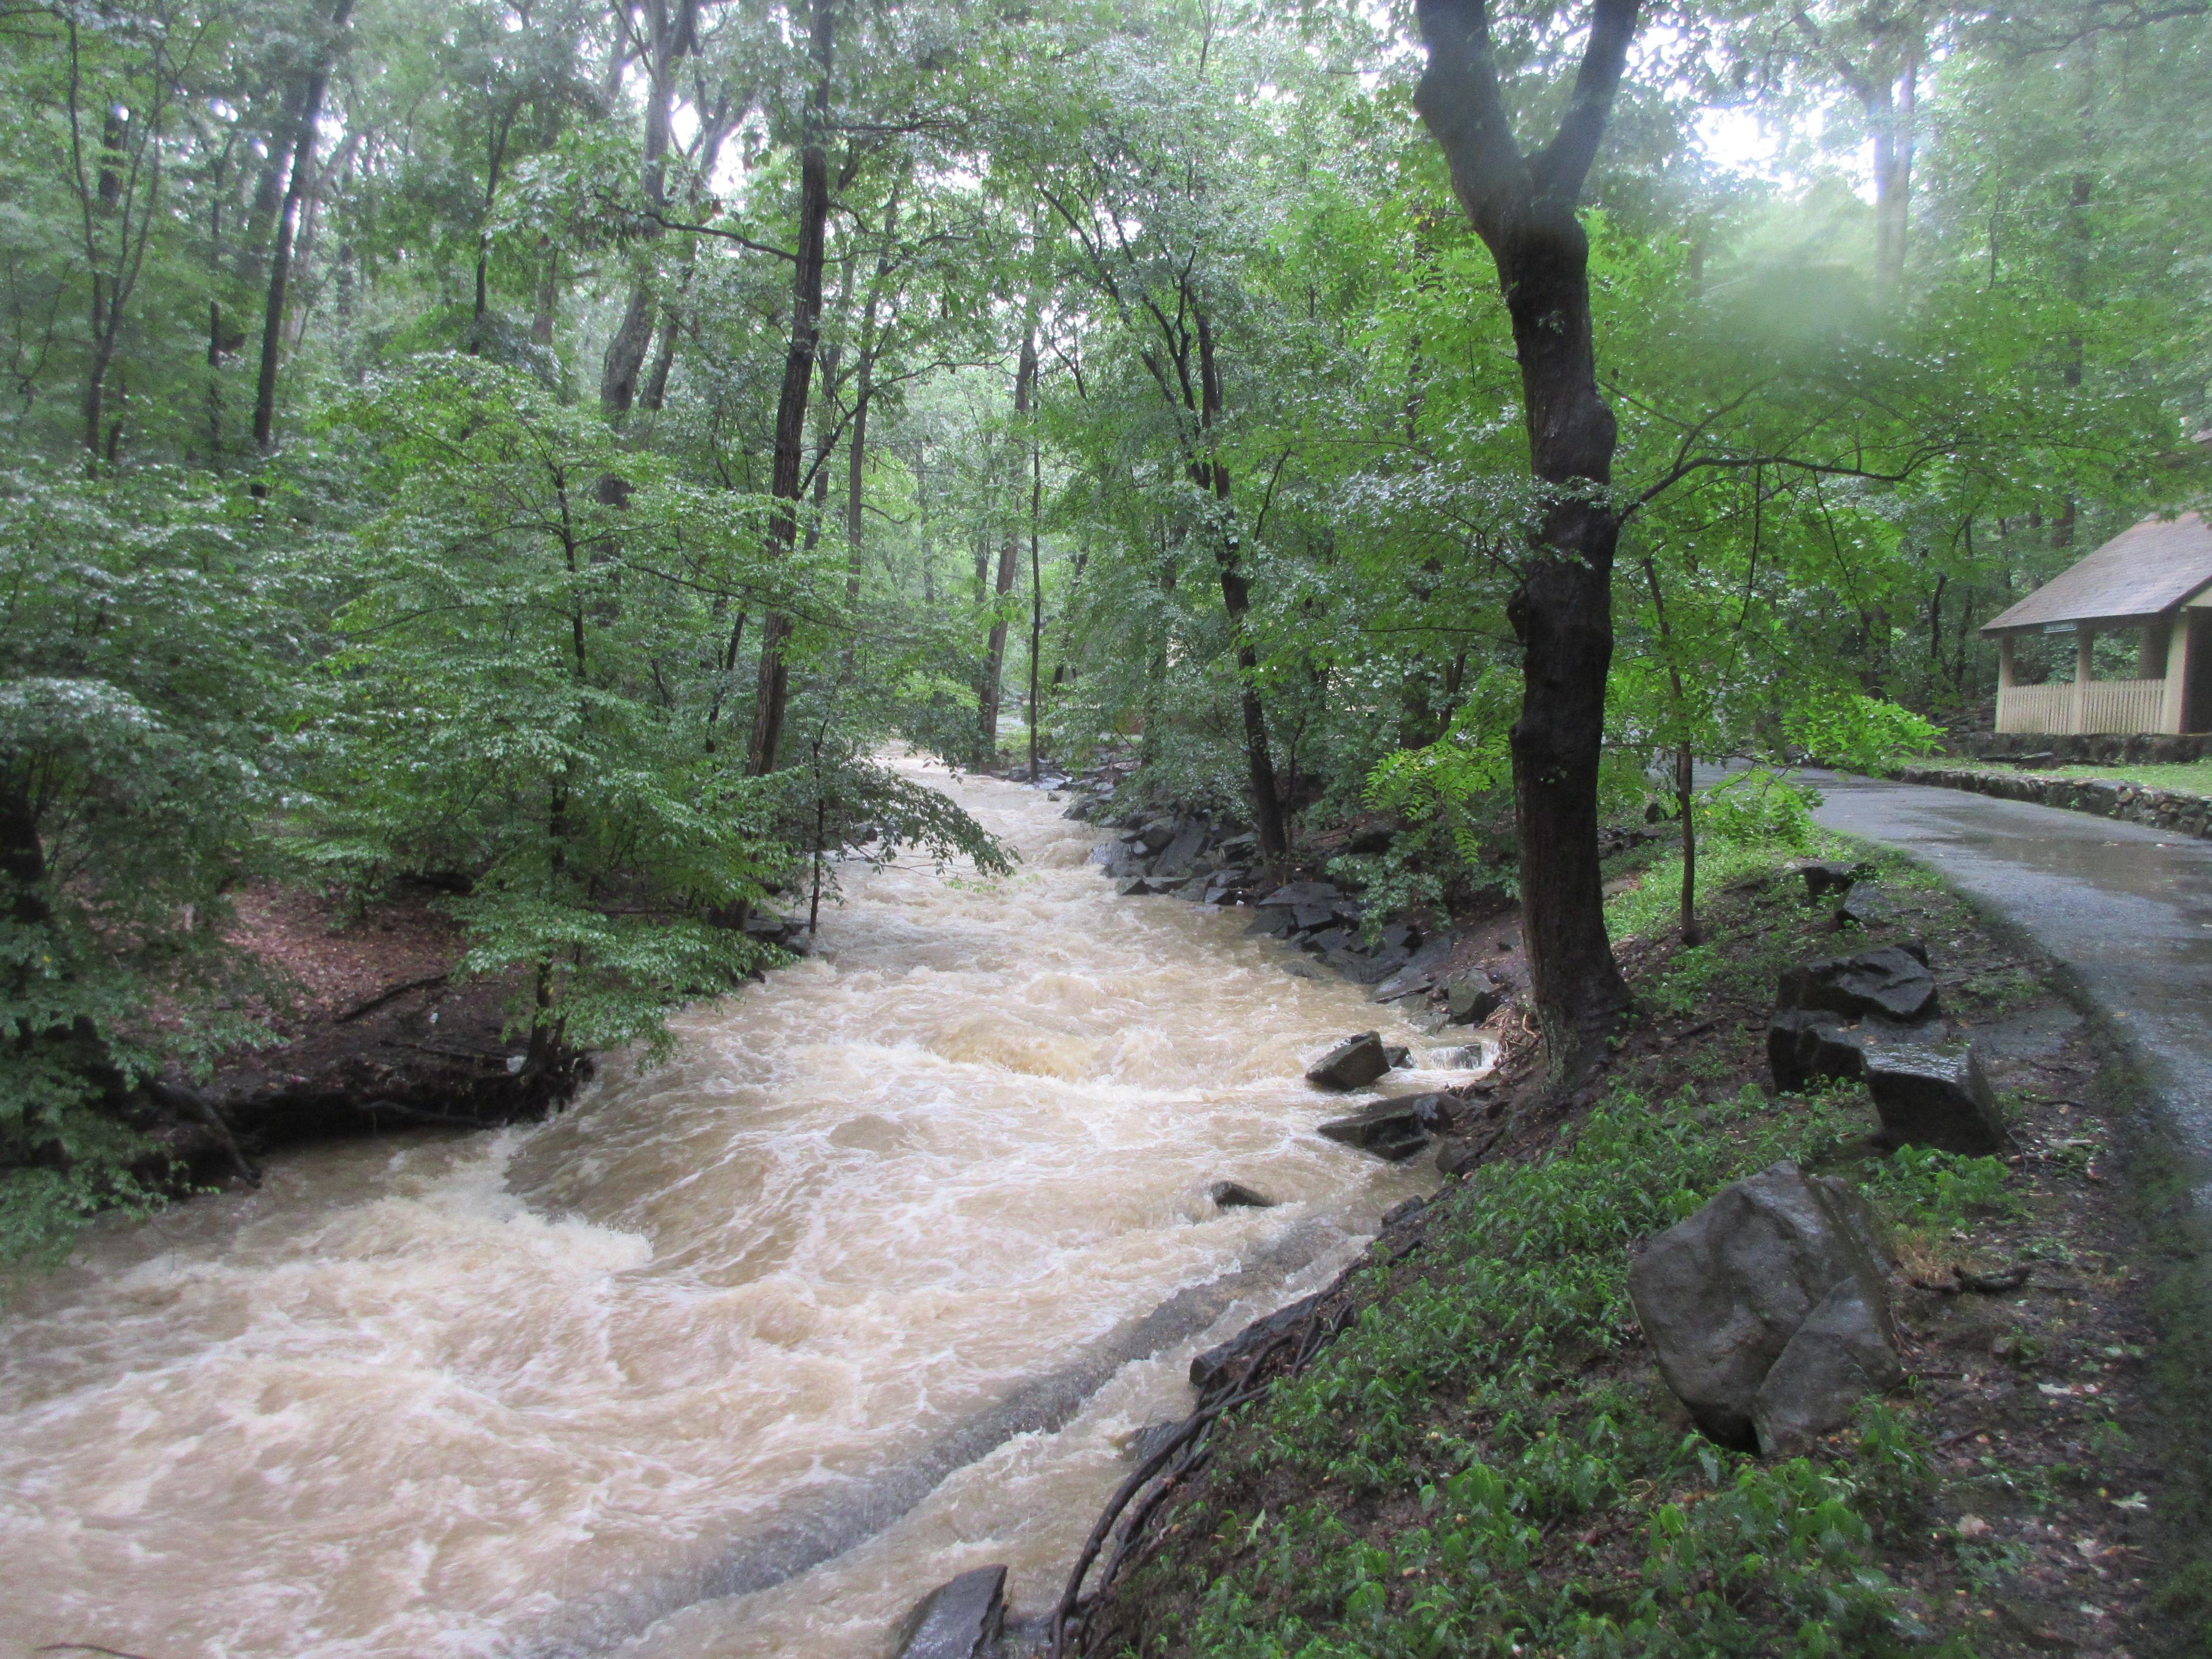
[1996,676,2166,736]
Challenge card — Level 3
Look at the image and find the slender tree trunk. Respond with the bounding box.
[1192,312,1289,863]
[1414,0,1637,1056]
[745,0,834,778]
[600,0,697,421]
[1028,431,1044,782]
[531,241,559,346]
[254,0,355,453]
[979,329,1036,766]
[1675,742,1699,946]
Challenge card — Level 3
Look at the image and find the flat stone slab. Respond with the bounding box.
[1863,1036,2008,1155]
[1777,944,1938,1024]
[1306,1032,1389,1090]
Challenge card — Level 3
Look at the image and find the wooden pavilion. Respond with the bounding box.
[1981,513,2212,735]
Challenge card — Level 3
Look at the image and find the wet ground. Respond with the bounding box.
[1809,770,2212,1193]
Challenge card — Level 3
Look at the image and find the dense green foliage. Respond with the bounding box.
[1,0,2206,1244]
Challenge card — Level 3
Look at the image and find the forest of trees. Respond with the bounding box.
[2,0,2207,1252]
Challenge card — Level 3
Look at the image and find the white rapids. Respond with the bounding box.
[0,757,1478,1659]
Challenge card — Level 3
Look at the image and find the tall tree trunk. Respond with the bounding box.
[745,0,834,778]
[1193,312,1289,863]
[1414,0,1637,1056]
[840,181,900,673]
[978,329,1036,766]
[600,0,698,421]
[253,0,355,454]
[1028,426,1044,782]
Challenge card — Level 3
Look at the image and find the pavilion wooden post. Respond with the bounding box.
[2073,628,2095,734]
[2165,618,2193,733]
[1996,635,2017,732]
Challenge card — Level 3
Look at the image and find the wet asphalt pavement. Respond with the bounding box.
[1808,770,2212,1190]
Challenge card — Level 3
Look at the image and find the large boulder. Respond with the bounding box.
[1305,1032,1389,1090]
[1752,1276,1906,1457]
[1863,1036,2008,1155]
[896,1566,1007,1659]
[1150,821,1210,879]
[1776,945,1938,1024]
[1209,1180,1275,1209]
[1627,1161,1899,1452]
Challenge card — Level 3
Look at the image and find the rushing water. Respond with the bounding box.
[0,760,1472,1659]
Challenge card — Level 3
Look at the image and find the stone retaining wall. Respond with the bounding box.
[1946,731,2212,766]
[1900,764,2212,839]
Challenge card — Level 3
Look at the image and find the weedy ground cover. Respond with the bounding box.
[1086,847,2210,1658]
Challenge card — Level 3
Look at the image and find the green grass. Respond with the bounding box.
[1118,1075,1975,1659]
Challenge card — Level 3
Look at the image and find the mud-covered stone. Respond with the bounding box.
[1627,1161,1896,1449]
[1305,1032,1389,1090]
[1863,1036,2008,1155]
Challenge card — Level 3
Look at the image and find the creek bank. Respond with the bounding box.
[1059,843,2191,1657]
[135,883,812,1190]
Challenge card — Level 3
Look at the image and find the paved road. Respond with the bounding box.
[1807,770,2212,1192]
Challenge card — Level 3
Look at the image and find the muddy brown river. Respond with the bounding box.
[0,760,1467,1659]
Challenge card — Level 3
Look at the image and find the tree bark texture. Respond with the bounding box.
[744,0,835,778]
[1414,0,1637,1052]
[978,329,1036,764]
[253,0,355,453]
[1194,311,1289,864]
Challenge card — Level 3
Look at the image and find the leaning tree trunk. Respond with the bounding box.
[1414,0,1637,1058]
[745,0,834,779]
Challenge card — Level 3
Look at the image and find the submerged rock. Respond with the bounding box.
[1305,1032,1389,1090]
[895,1566,1006,1659]
[1209,1180,1276,1209]
[1627,1160,1898,1452]
[1316,1097,1433,1161]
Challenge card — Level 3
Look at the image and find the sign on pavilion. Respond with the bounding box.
[1981,513,2212,736]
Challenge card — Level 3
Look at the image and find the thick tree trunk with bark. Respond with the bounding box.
[1414,0,1637,1056]
[745,0,835,778]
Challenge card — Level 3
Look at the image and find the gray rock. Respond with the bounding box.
[1380,921,1419,951]
[1370,937,1456,1003]
[1445,969,1503,1025]
[1152,822,1209,879]
[1291,904,1337,931]
[1832,883,1887,931]
[1797,859,1861,902]
[1384,1044,1412,1069]
[1244,909,1294,938]
[1307,926,1355,955]
[1627,1161,1897,1449]
[1190,1293,1323,1394]
[1128,1418,1188,1464]
[1751,1277,1906,1457]
[1209,1180,1275,1209]
[1259,880,1344,908]
[1381,1195,1428,1228]
[1283,960,1322,979]
[1766,1008,1872,1093]
[1862,1037,2008,1155]
[1136,819,1177,854]
[1435,1136,1492,1179]
[896,1565,1006,1659]
[1115,876,1156,896]
[1305,1032,1389,1090]
[1777,945,1938,1024]
[1316,1097,1435,1161]
[1088,842,1119,867]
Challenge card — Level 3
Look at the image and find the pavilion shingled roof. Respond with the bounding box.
[1983,512,2212,635]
